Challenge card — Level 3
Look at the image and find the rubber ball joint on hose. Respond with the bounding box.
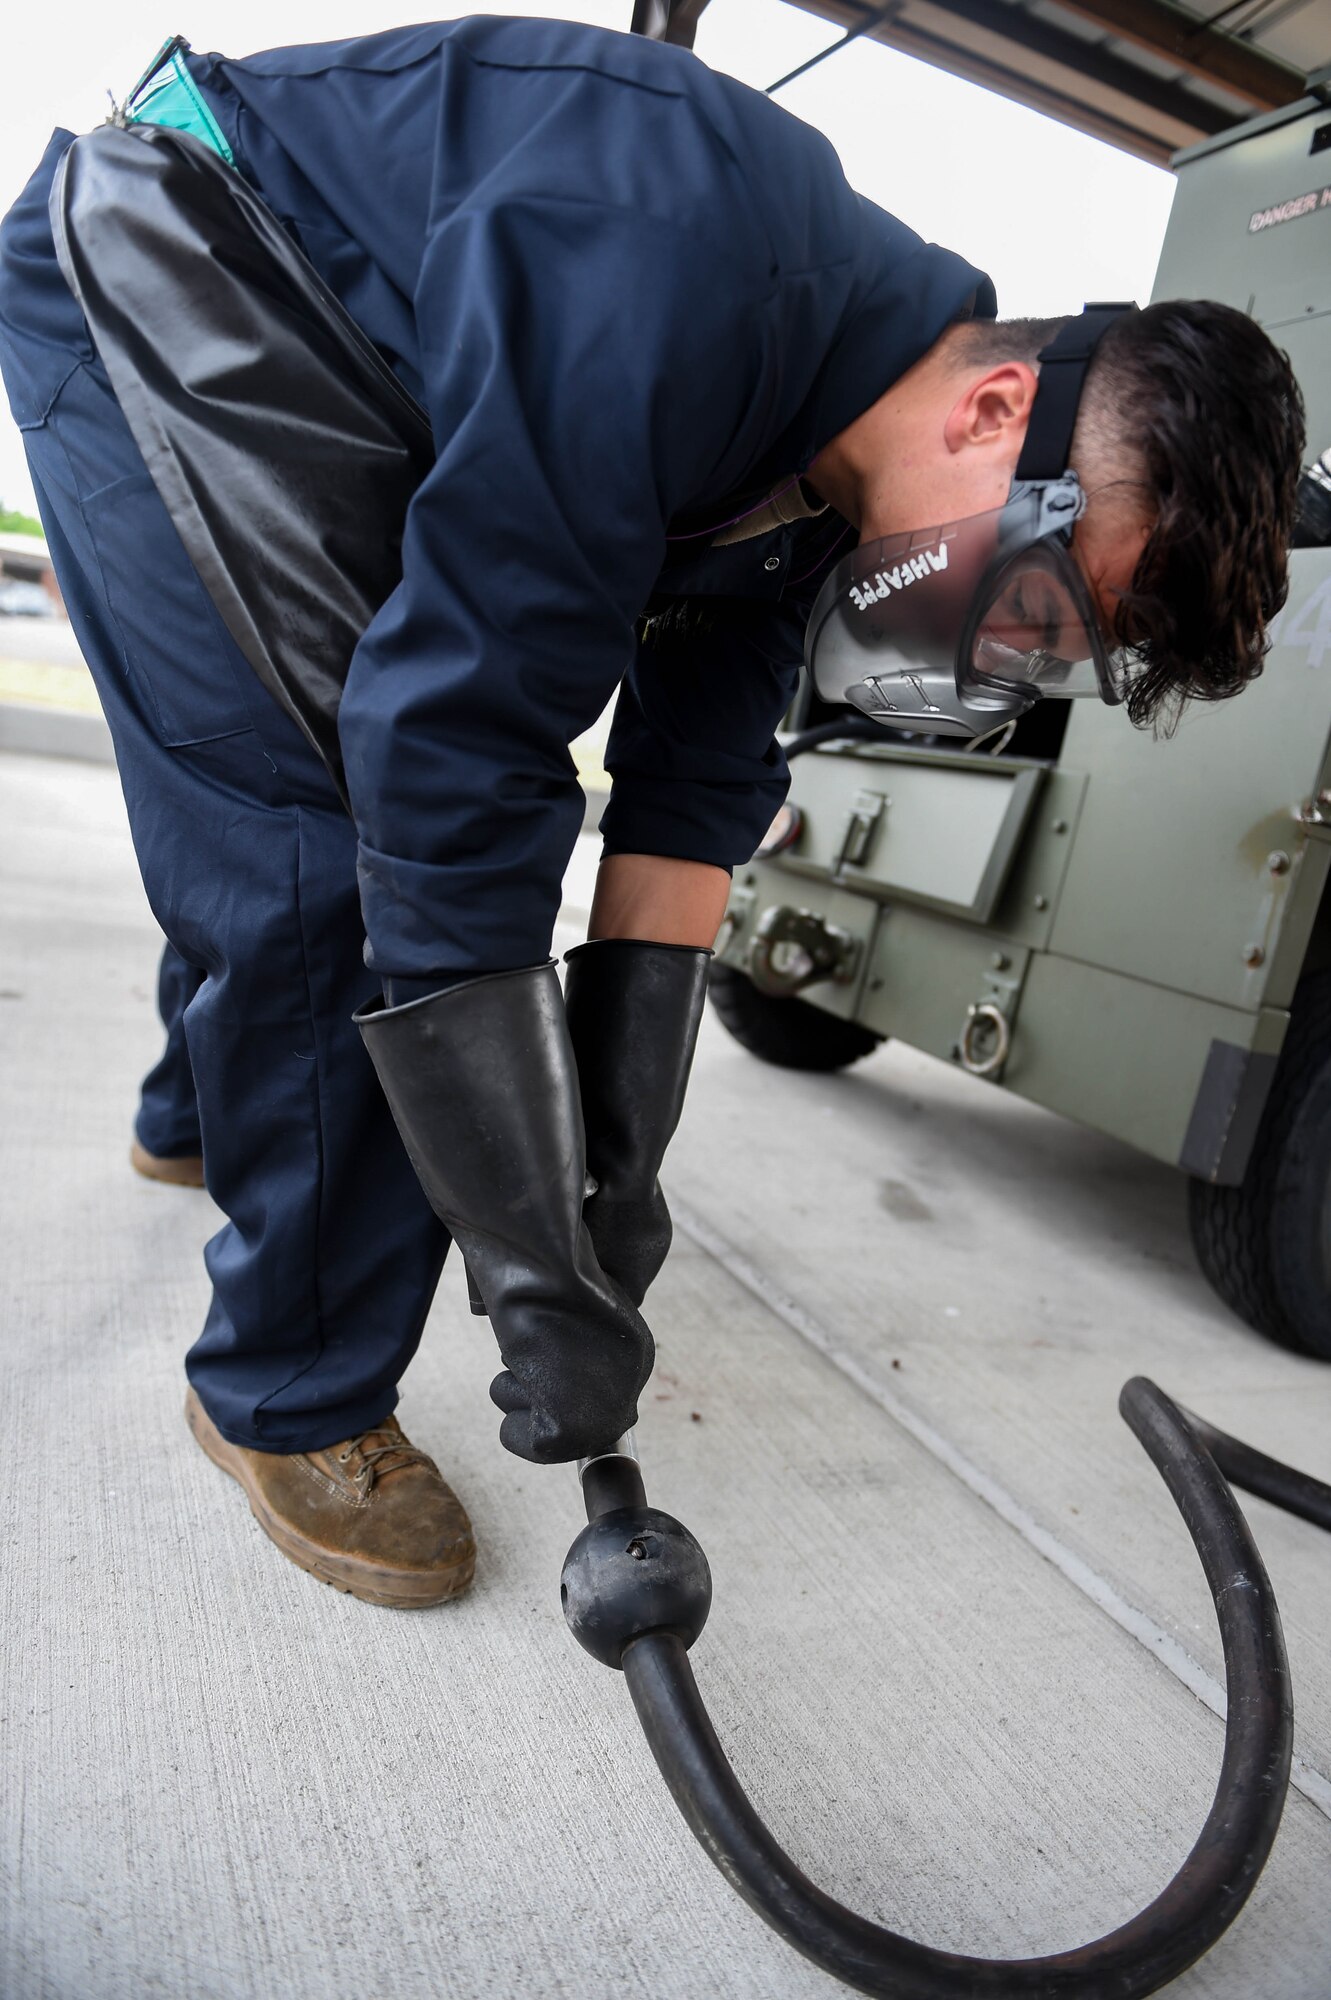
[562,1505,712,1670]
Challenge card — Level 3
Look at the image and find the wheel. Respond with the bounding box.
[1188,970,1331,1358]
[707,961,883,1073]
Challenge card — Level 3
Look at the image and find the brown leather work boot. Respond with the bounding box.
[130,1138,205,1188]
[185,1388,476,1608]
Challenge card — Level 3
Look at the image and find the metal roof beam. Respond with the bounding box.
[784,0,1207,158]
[908,0,1241,134]
[1054,0,1307,107]
[852,20,1185,156]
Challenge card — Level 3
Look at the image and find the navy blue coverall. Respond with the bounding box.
[0,18,993,1452]
[135,944,204,1164]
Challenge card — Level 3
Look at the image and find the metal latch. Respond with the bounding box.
[832,789,887,877]
[958,1002,1011,1079]
[747,906,861,997]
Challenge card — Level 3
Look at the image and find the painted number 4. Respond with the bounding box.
[1273,573,1331,669]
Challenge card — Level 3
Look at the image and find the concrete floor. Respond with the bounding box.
[3,747,1330,2000]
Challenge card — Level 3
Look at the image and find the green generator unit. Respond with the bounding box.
[711,75,1331,1359]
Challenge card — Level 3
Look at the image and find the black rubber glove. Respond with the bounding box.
[355,964,653,1463]
[563,939,709,1307]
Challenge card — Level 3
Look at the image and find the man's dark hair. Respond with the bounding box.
[956,303,1306,728]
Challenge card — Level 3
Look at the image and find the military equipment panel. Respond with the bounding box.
[717,82,1331,1242]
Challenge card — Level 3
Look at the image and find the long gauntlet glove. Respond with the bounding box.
[356,964,653,1463]
[562,940,709,1308]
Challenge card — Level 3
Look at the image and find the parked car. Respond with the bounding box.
[0,580,56,617]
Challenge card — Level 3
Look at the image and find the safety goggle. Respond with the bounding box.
[805,304,1140,739]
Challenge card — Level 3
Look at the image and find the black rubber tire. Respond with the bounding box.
[707,961,883,1073]
[1188,970,1331,1359]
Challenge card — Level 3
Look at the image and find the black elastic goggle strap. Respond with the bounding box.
[1014,303,1136,483]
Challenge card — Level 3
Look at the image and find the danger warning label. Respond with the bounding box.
[1249,186,1331,232]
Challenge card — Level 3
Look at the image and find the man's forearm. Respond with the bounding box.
[588,853,731,948]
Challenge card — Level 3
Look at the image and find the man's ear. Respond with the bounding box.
[942,362,1038,457]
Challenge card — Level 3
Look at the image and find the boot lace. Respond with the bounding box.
[334,1425,432,1490]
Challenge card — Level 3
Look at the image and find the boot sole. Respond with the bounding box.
[185,1390,476,1609]
[130,1140,206,1188]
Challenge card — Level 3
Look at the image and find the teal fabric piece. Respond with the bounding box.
[128,51,234,164]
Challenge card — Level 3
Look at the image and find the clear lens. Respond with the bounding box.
[804,476,1124,736]
[1103,645,1141,704]
[963,546,1103,698]
[810,507,1007,696]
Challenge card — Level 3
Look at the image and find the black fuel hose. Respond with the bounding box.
[782,717,903,758]
[1177,1405,1331,1534]
[563,1378,1301,1999]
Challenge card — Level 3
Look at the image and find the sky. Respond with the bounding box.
[0,0,1177,515]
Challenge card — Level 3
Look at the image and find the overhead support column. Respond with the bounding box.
[630,0,712,50]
